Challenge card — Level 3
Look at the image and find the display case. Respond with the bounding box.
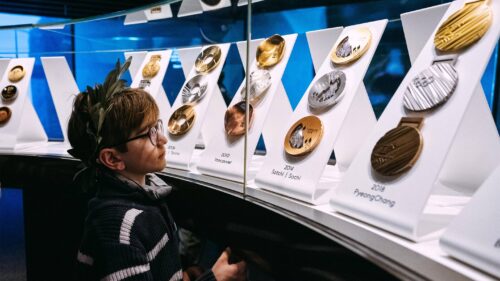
[0,0,499,280]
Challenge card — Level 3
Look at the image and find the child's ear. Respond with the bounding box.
[98,148,125,171]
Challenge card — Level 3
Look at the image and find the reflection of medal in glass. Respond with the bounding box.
[168,105,196,135]
[331,27,372,65]
[8,65,26,83]
[284,115,323,157]
[224,101,254,137]
[201,0,221,6]
[1,85,18,102]
[241,69,272,105]
[0,106,12,125]
[142,55,161,79]
[404,55,458,112]
[434,0,492,52]
[195,46,222,74]
[308,70,346,111]
[371,117,424,177]
[256,34,286,68]
[182,74,208,104]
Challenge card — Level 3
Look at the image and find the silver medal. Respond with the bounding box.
[403,55,458,112]
[241,69,272,105]
[308,70,346,110]
[182,74,208,104]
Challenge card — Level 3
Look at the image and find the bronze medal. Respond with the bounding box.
[256,34,286,68]
[331,27,372,65]
[224,101,254,137]
[142,55,161,79]
[284,115,323,156]
[195,46,222,74]
[8,65,26,83]
[167,104,196,135]
[1,85,18,102]
[434,0,492,52]
[0,106,12,125]
[371,117,424,177]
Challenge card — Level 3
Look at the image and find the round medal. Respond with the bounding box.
[434,0,492,52]
[331,27,372,65]
[168,105,196,135]
[403,59,458,112]
[256,34,286,68]
[371,117,424,177]
[308,70,346,110]
[284,115,323,157]
[182,74,208,104]
[195,46,222,74]
[0,106,12,125]
[142,55,161,79]
[241,69,272,105]
[224,101,254,137]
[8,65,26,83]
[1,85,18,102]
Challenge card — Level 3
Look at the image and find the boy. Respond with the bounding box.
[68,59,246,280]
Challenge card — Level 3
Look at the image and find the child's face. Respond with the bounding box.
[120,118,167,176]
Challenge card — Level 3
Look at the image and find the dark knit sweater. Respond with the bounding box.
[76,171,215,281]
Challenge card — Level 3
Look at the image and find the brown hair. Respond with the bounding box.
[67,88,159,164]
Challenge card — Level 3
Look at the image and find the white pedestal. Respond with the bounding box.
[440,165,500,278]
[0,58,48,151]
[254,20,387,205]
[330,0,500,242]
[166,43,230,170]
[196,34,297,187]
[130,50,173,126]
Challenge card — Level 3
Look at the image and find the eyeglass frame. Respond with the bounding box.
[108,119,164,148]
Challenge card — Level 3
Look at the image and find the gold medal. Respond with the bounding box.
[8,65,26,83]
[434,0,492,52]
[1,85,18,102]
[371,117,424,177]
[167,104,196,135]
[195,46,222,74]
[142,55,161,79]
[284,115,323,157]
[331,27,372,65]
[0,106,12,125]
[256,34,286,68]
[224,101,254,137]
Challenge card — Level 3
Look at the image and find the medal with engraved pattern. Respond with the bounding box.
[403,55,458,112]
[371,117,424,177]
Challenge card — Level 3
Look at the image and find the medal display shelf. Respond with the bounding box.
[0,58,48,152]
[165,43,230,171]
[196,34,297,192]
[124,4,173,25]
[252,19,387,205]
[330,0,500,242]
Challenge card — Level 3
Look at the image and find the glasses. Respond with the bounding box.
[111,119,165,147]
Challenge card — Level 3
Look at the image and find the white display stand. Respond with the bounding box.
[130,50,172,127]
[237,0,264,6]
[124,51,148,78]
[0,59,10,77]
[178,0,231,17]
[330,0,500,242]
[440,165,500,278]
[41,57,80,145]
[253,20,387,205]
[166,43,230,170]
[196,34,297,187]
[305,27,344,72]
[124,4,173,25]
[0,58,48,151]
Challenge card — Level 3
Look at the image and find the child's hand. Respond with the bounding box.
[212,247,247,281]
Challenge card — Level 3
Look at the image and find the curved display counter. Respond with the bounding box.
[0,152,496,281]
